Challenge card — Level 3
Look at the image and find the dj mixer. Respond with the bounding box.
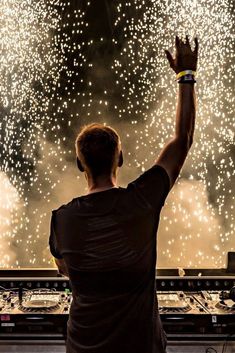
[0,270,235,341]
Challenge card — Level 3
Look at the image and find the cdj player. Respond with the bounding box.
[0,270,235,342]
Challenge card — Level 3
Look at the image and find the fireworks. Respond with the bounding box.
[0,0,234,268]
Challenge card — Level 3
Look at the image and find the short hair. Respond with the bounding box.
[75,123,121,177]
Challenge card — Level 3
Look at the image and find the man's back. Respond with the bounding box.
[50,165,169,353]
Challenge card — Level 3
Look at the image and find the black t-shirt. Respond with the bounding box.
[49,165,170,353]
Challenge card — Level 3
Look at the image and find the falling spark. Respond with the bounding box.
[0,0,234,268]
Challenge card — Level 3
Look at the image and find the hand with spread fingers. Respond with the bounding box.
[165,35,199,74]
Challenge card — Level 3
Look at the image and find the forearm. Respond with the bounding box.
[156,83,196,188]
[175,83,196,144]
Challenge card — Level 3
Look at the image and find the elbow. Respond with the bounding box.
[176,134,193,150]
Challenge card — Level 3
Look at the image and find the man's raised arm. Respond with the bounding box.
[156,35,199,189]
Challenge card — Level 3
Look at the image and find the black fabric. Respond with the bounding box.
[49,211,63,259]
[49,165,170,353]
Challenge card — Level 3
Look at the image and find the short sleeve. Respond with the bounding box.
[49,211,63,259]
[128,165,170,211]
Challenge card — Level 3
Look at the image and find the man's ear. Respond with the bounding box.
[76,157,85,172]
[118,150,123,167]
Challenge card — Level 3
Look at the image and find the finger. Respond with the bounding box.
[175,35,180,48]
[194,37,199,53]
[165,50,174,68]
[185,35,190,46]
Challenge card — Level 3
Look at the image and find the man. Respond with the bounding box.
[49,35,198,353]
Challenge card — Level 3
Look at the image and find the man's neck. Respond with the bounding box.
[87,174,117,194]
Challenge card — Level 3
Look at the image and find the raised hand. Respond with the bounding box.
[165,35,199,74]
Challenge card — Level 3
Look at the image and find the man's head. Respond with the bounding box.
[75,123,123,178]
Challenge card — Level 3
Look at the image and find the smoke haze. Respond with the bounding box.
[0,0,234,268]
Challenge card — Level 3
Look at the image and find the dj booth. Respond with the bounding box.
[1,257,235,353]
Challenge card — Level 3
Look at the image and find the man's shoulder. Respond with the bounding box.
[52,198,78,215]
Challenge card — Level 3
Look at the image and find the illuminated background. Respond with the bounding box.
[0,0,234,268]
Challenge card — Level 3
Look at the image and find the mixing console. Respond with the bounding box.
[0,274,235,339]
[0,290,71,314]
